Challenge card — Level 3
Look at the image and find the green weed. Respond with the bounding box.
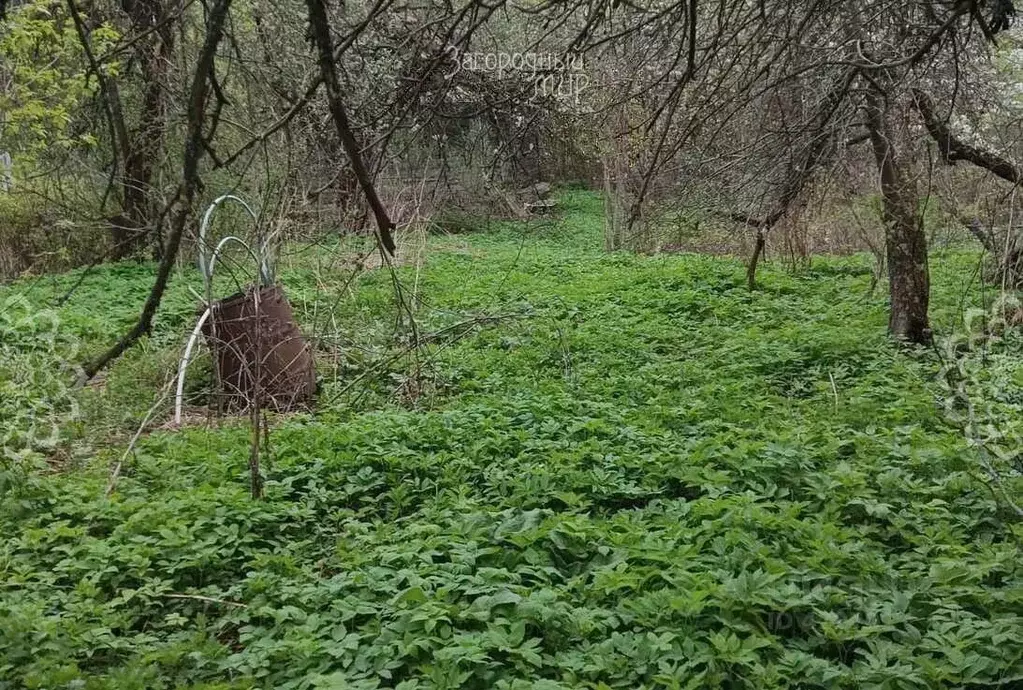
[1,191,1021,689]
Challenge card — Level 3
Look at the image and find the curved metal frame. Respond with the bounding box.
[175,194,274,425]
[197,194,272,288]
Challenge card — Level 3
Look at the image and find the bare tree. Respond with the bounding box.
[571,0,1011,343]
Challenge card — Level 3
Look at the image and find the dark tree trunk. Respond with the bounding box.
[111,0,175,260]
[865,85,931,344]
[746,229,765,291]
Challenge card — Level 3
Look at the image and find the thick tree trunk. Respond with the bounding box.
[864,85,931,344]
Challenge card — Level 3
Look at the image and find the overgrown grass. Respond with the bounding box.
[2,191,1022,689]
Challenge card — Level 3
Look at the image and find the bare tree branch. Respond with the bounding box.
[82,0,234,380]
[913,88,1021,185]
[305,0,396,257]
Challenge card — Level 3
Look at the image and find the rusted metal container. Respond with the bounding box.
[202,284,316,411]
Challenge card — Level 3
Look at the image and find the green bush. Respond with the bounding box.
[0,192,108,279]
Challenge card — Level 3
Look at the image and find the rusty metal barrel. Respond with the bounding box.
[202,284,316,411]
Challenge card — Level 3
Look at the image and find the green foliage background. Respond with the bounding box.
[0,0,117,158]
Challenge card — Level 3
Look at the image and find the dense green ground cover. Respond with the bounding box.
[2,193,1022,689]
